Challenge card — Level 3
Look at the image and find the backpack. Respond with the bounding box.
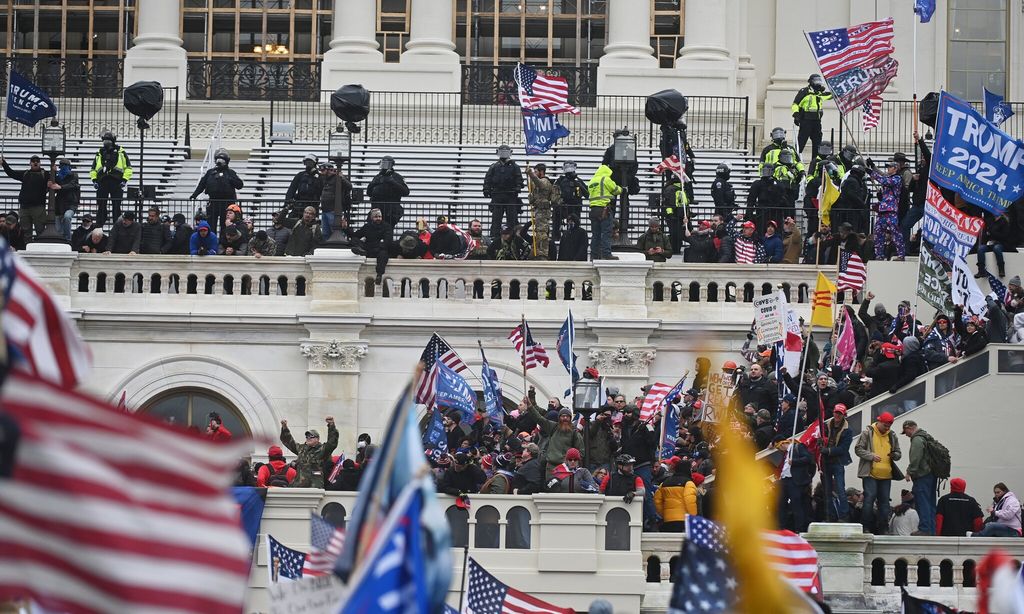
[267,462,292,487]
[921,433,951,480]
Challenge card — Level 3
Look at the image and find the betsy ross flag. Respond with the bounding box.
[414,333,469,408]
[0,370,254,613]
[640,382,672,422]
[303,513,345,577]
[509,320,550,369]
[837,249,867,292]
[2,248,92,388]
[465,557,574,614]
[862,97,882,131]
[806,20,898,114]
[514,63,579,115]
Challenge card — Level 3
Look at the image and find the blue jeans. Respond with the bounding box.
[973,522,1021,537]
[589,208,612,259]
[900,205,924,243]
[824,463,848,520]
[634,464,660,528]
[912,474,937,535]
[977,243,1005,271]
[862,476,892,534]
[56,209,74,242]
[321,211,336,242]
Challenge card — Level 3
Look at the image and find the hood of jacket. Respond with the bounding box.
[591,165,614,181]
[1013,313,1024,330]
[902,336,921,353]
[195,221,212,232]
[950,477,967,493]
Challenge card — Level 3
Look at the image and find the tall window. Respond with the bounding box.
[181,0,332,61]
[143,389,250,438]
[948,0,1007,100]
[651,0,684,69]
[4,1,136,59]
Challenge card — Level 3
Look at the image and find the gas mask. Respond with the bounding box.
[563,162,577,176]
[102,139,114,149]
[497,147,511,160]
[810,75,826,91]
[770,128,786,145]
[215,157,227,168]
[380,158,394,172]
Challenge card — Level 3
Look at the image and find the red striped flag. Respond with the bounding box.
[0,370,253,614]
[466,557,574,613]
[837,249,867,292]
[734,237,757,264]
[508,321,549,370]
[807,19,895,79]
[3,255,92,388]
[862,97,882,132]
[653,154,682,176]
[639,382,672,422]
[764,530,822,595]
[414,333,469,408]
[514,63,580,115]
[303,514,346,577]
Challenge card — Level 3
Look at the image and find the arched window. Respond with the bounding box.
[142,389,250,437]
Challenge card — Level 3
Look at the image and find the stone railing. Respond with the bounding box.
[23,247,823,323]
[640,523,1024,613]
[247,489,644,613]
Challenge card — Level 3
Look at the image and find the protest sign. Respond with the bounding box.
[921,183,984,263]
[268,574,347,614]
[917,243,956,313]
[752,294,785,346]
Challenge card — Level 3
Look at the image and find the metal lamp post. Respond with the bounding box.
[38,119,67,243]
[573,375,603,469]
[612,128,637,247]
[322,124,353,247]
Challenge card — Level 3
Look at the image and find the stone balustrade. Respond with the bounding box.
[22,249,823,324]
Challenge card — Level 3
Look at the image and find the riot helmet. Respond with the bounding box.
[760,163,776,179]
[380,156,395,171]
[563,161,577,175]
[100,130,116,148]
[778,149,794,166]
[715,162,731,180]
[497,145,512,160]
[770,127,786,144]
[809,74,826,90]
[817,141,834,157]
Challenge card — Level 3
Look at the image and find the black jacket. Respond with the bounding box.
[2,161,49,208]
[285,169,323,204]
[711,178,736,214]
[618,420,659,466]
[71,223,98,249]
[429,227,465,259]
[890,348,928,393]
[366,170,409,204]
[557,225,588,261]
[164,223,193,255]
[437,465,486,496]
[514,458,544,494]
[53,171,80,216]
[554,174,588,207]
[784,442,816,487]
[344,221,393,257]
[108,220,141,254]
[191,166,243,200]
[483,160,524,201]
[139,220,171,254]
[321,174,353,214]
[736,375,778,415]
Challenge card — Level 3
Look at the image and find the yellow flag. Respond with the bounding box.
[819,173,840,227]
[811,271,836,328]
[714,421,803,612]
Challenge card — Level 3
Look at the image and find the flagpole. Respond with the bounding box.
[520,314,528,397]
[1,60,10,159]
[567,308,575,412]
[457,546,470,612]
[802,31,860,152]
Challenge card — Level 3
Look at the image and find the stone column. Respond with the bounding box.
[674,0,736,96]
[300,339,369,454]
[398,0,461,90]
[804,522,873,611]
[123,0,188,94]
[764,0,822,141]
[320,0,385,92]
[597,0,659,96]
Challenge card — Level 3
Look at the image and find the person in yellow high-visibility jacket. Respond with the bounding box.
[792,74,834,159]
[587,164,621,260]
[89,130,133,227]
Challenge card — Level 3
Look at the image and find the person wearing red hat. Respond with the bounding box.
[854,411,903,534]
[936,477,984,536]
[820,403,854,521]
[727,219,767,264]
[256,445,296,488]
[546,448,599,493]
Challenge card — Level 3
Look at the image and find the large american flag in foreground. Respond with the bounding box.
[2,250,92,388]
[303,513,345,577]
[414,333,469,408]
[0,370,252,614]
[514,63,580,115]
[509,321,550,370]
[837,249,867,292]
[465,557,574,614]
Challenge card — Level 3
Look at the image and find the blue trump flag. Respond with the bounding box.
[556,310,579,397]
[522,109,570,155]
[340,481,430,614]
[658,375,687,460]
[914,0,935,23]
[984,88,1015,128]
[930,90,1024,216]
[422,407,448,460]
[435,360,477,419]
[479,346,504,428]
[6,71,57,127]
[334,383,451,612]
[231,486,267,547]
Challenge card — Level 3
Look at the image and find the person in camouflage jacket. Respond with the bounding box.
[279,416,338,488]
[527,163,561,260]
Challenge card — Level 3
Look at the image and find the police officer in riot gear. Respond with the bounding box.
[759,127,802,175]
[553,161,588,240]
[190,148,243,235]
[792,74,833,159]
[747,163,786,231]
[711,162,736,217]
[90,130,133,228]
[773,149,803,220]
[483,145,525,238]
[366,155,410,228]
[284,154,323,223]
[804,141,845,233]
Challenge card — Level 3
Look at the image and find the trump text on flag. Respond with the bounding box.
[930,91,1024,216]
[921,184,984,264]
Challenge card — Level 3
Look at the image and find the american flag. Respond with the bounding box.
[640,382,673,422]
[448,223,480,259]
[327,452,345,484]
[837,249,867,292]
[465,557,574,614]
[2,251,92,388]
[514,63,580,115]
[806,19,895,79]
[671,516,739,612]
[0,370,253,613]
[862,97,882,131]
[414,333,469,407]
[734,236,757,264]
[653,154,683,177]
[509,320,549,369]
[267,534,306,583]
[303,513,345,577]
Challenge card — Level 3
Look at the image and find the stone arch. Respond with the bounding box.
[109,355,278,437]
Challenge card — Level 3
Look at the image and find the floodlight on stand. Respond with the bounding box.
[41,119,66,158]
[328,125,352,162]
[37,118,68,243]
[574,377,602,413]
[613,128,637,165]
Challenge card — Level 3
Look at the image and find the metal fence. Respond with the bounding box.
[186,60,320,101]
[0,86,180,141]
[1,56,124,96]
[838,99,1024,154]
[270,90,750,149]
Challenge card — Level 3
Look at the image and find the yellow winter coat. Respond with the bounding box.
[655,476,698,523]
